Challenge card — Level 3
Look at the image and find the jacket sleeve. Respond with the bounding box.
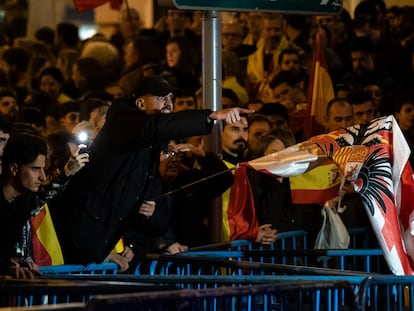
[141,110,213,144]
[193,152,234,199]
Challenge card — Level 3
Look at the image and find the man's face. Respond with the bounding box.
[262,17,283,46]
[353,101,375,125]
[280,53,301,74]
[272,82,293,103]
[40,75,62,101]
[248,120,271,153]
[247,13,263,34]
[0,95,18,119]
[315,16,335,32]
[166,10,186,33]
[174,95,196,112]
[351,51,375,76]
[221,117,248,156]
[222,23,243,50]
[0,130,10,157]
[396,102,414,131]
[159,150,181,181]
[14,154,47,193]
[325,102,354,132]
[138,93,174,115]
[362,84,383,109]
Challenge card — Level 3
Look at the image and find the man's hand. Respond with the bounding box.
[121,245,135,263]
[138,200,156,218]
[64,144,89,176]
[9,258,40,279]
[107,252,129,273]
[209,107,254,124]
[256,224,277,245]
[172,142,205,158]
[166,242,188,255]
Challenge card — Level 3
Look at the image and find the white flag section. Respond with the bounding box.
[247,141,321,177]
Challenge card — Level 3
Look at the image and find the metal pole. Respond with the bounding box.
[202,10,223,243]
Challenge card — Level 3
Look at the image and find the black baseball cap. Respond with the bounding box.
[133,75,177,98]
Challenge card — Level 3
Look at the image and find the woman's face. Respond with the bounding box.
[166,42,181,68]
[264,138,285,156]
[396,102,414,131]
[40,75,62,101]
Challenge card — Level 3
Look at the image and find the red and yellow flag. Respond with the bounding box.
[289,162,341,205]
[73,0,122,13]
[31,204,64,266]
[304,29,335,139]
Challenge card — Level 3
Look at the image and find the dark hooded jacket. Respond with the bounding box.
[49,98,213,264]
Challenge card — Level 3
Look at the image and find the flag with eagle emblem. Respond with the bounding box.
[311,115,414,275]
[230,115,414,275]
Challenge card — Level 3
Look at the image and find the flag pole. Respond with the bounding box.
[162,167,235,197]
[124,0,137,42]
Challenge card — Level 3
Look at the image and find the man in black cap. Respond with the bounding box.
[49,75,253,265]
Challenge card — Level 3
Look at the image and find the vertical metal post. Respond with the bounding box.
[202,11,223,243]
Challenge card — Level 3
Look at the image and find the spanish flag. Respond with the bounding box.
[73,0,122,13]
[222,160,237,242]
[289,162,341,205]
[31,204,64,266]
[304,28,335,139]
[228,142,340,241]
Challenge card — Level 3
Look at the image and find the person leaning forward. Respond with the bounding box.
[49,75,254,264]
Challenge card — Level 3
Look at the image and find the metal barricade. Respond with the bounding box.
[38,263,119,275]
[0,277,168,308]
[358,275,414,311]
[84,280,358,311]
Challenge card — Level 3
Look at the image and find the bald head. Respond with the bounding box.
[325,98,354,132]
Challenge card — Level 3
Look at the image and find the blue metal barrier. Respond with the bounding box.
[147,248,386,275]
[137,252,373,277]
[358,275,414,311]
[0,277,169,308]
[187,230,308,253]
[85,280,358,311]
[38,263,119,275]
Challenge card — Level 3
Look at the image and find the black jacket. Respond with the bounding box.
[49,98,213,264]
[0,190,37,274]
[163,152,234,247]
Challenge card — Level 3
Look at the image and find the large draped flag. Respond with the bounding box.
[73,0,122,13]
[304,28,335,139]
[229,115,414,275]
[311,115,414,275]
[228,142,341,241]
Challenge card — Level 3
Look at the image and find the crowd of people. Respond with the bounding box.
[1,0,414,278]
